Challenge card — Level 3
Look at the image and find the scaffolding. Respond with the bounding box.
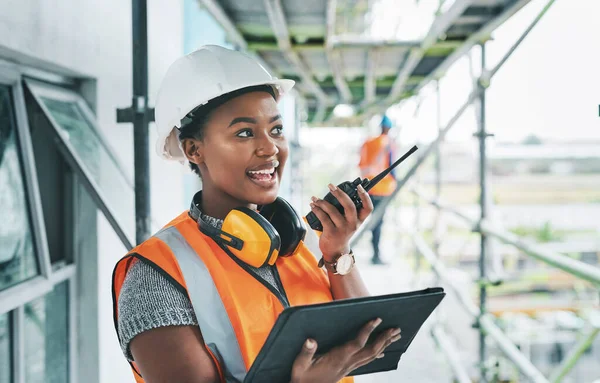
[116,0,600,381]
[348,1,600,381]
[116,0,538,246]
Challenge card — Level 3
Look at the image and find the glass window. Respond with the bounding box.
[26,93,73,268]
[26,81,136,247]
[24,281,69,383]
[40,96,135,242]
[0,312,11,383]
[0,85,39,291]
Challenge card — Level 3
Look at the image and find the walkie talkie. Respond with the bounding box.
[305,145,418,231]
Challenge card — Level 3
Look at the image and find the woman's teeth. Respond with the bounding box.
[247,168,276,183]
[248,168,275,176]
[247,161,279,185]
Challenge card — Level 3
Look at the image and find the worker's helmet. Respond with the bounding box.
[381,115,393,129]
[154,45,295,161]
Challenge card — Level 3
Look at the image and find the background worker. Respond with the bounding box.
[112,45,401,383]
[358,115,398,265]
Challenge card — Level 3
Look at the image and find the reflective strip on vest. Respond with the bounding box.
[155,227,246,383]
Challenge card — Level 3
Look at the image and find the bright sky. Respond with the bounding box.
[369,0,600,144]
[366,0,438,40]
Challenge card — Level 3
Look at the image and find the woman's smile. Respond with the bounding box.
[246,159,280,189]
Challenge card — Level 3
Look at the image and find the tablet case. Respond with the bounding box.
[244,287,445,383]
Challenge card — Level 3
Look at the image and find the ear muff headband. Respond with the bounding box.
[259,197,306,257]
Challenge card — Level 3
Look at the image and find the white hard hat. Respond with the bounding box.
[154,45,295,161]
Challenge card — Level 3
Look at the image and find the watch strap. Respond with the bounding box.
[318,250,354,274]
[318,256,336,273]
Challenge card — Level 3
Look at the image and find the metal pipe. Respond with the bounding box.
[396,0,531,106]
[198,0,247,49]
[352,0,559,246]
[132,0,151,244]
[478,316,550,383]
[414,235,479,317]
[197,0,295,101]
[351,86,482,247]
[435,80,442,209]
[549,328,600,383]
[325,0,352,103]
[329,36,421,49]
[363,49,378,105]
[415,235,550,383]
[363,0,532,121]
[488,0,558,80]
[432,326,474,383]
[430,81,443,313]
[264,0,330,122]
[413,188,475,224]
[434,80,442,268]
[479,221,600,287]
[387,0,471,103]
[476,41,489,380]
[412,189,600,286]
[413,173,421,273]
[366,0,550,120]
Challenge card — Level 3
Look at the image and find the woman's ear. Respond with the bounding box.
[182,138,204,166]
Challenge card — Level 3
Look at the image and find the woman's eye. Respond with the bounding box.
[236,129,253,138]
[271,126,284,135]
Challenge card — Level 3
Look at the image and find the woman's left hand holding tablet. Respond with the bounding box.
[310,183,374,261]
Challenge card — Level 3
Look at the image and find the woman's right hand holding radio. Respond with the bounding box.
[290,318,401,383]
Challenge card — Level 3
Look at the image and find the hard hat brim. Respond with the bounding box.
[156,78,295,161]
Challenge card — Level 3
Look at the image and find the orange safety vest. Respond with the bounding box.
[358,135,396,196]
[112,211,354,383]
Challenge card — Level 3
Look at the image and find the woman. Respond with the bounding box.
[112,45,401,383]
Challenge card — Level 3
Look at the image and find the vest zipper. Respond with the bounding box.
[218,243,290,309]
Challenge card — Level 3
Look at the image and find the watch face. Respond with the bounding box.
[336,254,353,275]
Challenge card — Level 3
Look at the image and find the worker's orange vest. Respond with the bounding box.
[359,135,396,196]
[112,211,354,383]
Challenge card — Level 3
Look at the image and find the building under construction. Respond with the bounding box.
[0,0,598,382]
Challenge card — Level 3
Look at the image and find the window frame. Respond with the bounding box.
[11,267,75,383]
[0,61,81,383]
[0,63,53,313]
[0,59,141,383]
[24,79,134,250]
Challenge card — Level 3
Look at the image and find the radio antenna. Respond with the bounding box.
[364,145,418,192]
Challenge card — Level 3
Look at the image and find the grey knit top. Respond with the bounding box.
[117,208,282,362]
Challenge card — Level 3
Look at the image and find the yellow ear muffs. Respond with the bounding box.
[222,208,281,267]
[198,207,281,268]
[259,197,306,257]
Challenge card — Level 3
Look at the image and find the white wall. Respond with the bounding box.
[0,1,185,382]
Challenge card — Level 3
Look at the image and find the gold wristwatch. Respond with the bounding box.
[318,250,355,275]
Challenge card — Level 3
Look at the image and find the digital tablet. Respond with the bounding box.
[244,287,445,383]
